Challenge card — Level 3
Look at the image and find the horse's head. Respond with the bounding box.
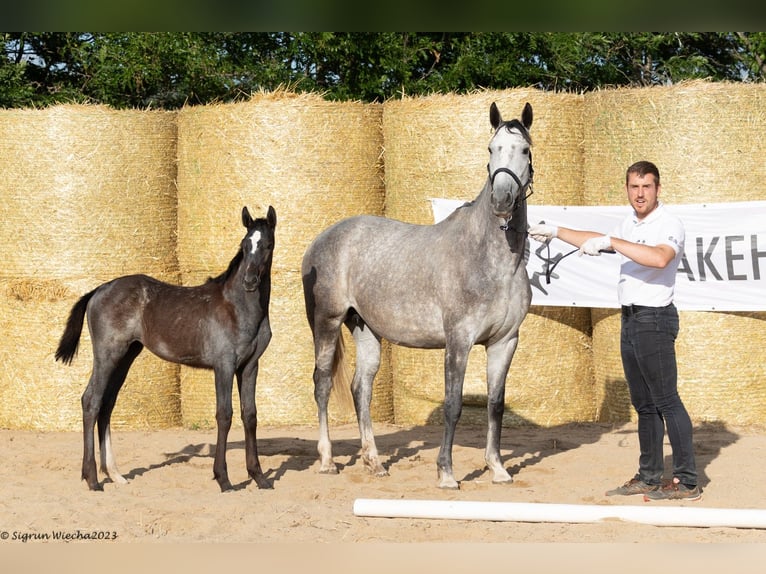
[487,102,533,223]
[240,205,277,292]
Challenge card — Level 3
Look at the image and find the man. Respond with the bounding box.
[528,160,701,501]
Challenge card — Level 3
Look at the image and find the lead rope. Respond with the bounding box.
[539,240,579,284]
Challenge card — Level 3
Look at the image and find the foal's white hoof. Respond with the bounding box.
[109,473,128,485]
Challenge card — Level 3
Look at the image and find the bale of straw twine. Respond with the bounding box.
[176,92,392,428]
[584,81,766,424]
[384,89,596,427]
[0,105,181,430]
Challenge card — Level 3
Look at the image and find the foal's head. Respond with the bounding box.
[240,205,277,292]
[487,102,533,221]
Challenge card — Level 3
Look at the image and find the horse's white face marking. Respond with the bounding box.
[488,125,531,218]
[248,230,263,254]
[488,126,530,187]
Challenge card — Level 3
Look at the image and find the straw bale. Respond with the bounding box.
[176,92,392,427]
[0,104,182,430]
[592,310,766,426]
[0,104,179,281]
[585,82,766,424]
[583,81,766,204]
[0,277,181,431]
[383,89,595,427]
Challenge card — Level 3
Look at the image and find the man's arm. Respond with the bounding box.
[528,223,676,268]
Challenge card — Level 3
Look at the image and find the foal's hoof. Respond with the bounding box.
[217,480,235,493]
[254,475,273,489]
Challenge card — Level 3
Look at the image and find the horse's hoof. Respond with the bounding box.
[319,465,339,475]
[438,478,460,490]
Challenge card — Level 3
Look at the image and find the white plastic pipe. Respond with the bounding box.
[353,498,766,529]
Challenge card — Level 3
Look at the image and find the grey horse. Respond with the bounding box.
[302,102,533,489]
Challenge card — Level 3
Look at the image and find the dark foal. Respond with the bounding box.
[55,206,276,492]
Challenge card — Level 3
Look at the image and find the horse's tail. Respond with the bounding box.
[330,334,355,414]
[54,289,97,365]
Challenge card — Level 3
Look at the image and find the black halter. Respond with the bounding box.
[488,148,534,231]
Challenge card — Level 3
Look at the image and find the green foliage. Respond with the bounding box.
[1,32,763,110]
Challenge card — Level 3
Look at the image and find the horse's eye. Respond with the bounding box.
[523,147,530,155]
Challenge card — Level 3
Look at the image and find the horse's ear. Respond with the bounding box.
[267,205,277,227]
[521,102,533,130]
[489,102,502,130]
[242,206,254,228]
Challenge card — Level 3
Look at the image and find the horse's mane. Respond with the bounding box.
[501,118,532,144]
[206,249,243,285]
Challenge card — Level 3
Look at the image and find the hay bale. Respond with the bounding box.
[0,105,181,430]
[383,89,596,427]
[584,81,766,205]
[176,91,392,428]
[585,82,766,424]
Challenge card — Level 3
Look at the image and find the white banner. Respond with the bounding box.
[431,199,766,311]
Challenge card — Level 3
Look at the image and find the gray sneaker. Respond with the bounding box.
[605,477,660,496]
[643,479,702,501]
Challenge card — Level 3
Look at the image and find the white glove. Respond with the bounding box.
[579,235,613,256]
[528,223,558,243]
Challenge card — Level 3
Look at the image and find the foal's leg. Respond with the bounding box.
[437,337,471,490]
[81,369,107,491]
[97,342,142,485]
[237,359,272,489]
[212,366,235,492]
[81,348,128,491]
[348,318,387,477]
[484,334,519,484]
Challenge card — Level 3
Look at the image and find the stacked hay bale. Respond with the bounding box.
[383,89,596,427]
[0,105,181,430]
[585,81,766,425]
[176,91,391,428]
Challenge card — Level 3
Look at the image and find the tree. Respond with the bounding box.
[1,32,763,110]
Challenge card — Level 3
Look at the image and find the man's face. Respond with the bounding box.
[626,172,660,220]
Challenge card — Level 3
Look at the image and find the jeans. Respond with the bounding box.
[620,303,698,487]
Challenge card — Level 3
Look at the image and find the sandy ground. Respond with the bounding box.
[2,419,766,551]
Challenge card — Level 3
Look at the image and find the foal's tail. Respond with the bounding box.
[55,289,97,365]
[331,334,356,413]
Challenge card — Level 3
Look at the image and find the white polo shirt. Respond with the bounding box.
[610,202,685,307]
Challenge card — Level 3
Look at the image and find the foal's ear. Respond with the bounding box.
[521,102,533,130]
[489,102,502,130]
[242,206,254,228]
[266,205,277,227]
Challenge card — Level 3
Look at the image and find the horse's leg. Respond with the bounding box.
[437,337,471,490]
[484,334,519,484]
[347,317,387,477]
[312,319,344,474]
[237,359,272,489]
[212,365,235,492]
[97,341,142,485]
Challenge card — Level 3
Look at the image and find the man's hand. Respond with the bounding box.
[579,235,613,256]
[528,223,558,243]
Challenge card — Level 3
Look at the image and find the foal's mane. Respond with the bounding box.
[207,249,243,285]
[205,215,269,285]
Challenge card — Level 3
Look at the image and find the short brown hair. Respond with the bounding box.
[626,161,660,186]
